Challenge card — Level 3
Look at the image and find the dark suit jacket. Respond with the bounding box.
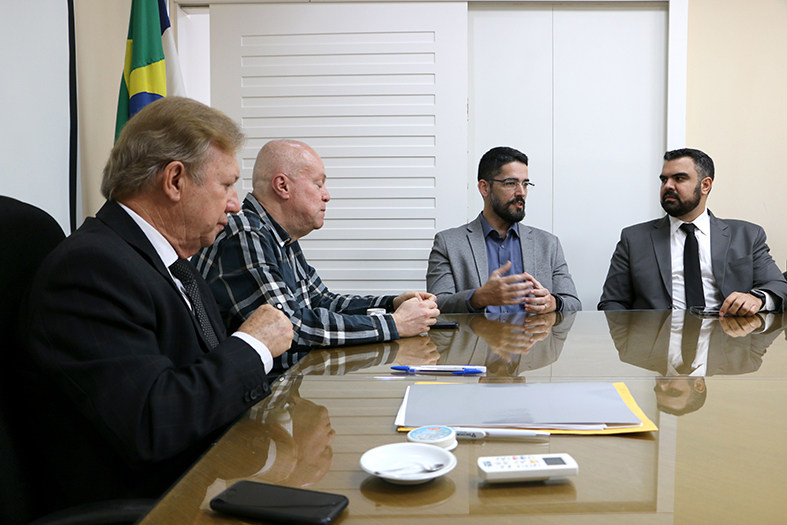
[15,200,271,510]
[598,211,787,311]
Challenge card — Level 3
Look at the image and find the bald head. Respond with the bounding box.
[250,139,330,241]
[252,140,321,197]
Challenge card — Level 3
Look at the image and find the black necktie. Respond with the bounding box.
[680,223,705,308]
[678,312,701,375]
[169,259,219,349]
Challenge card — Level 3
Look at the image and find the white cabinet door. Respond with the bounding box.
[212,3,468,295]
[470,4,668,308]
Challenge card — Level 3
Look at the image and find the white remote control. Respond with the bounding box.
[477,453,578,483]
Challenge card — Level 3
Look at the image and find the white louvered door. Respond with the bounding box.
[211,3,468,295]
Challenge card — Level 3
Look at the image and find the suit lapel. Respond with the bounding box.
[96,201,173,279]
[651,216,672,303]
[96,200,217,352]
[651,311,673,376]
[467,218,488,284]
[708,211,731,292]
[518,223,535,278]
[706,324,727,375]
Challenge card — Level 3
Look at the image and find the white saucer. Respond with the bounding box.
[360,443,457,485]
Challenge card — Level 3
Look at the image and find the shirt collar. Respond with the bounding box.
[117,202,179,267]
[668,207,710,236]
[244,193,293,247]
[478,212,519,240]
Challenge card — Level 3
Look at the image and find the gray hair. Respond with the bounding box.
[102,97,245,200]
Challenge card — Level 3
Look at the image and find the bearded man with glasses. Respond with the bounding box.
[426,146,581,314]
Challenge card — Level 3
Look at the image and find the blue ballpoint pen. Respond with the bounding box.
[391,365,486,375]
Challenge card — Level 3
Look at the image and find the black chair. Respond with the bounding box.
[0,197,153,525]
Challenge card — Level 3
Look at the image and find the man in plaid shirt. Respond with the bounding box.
[195,140,439,361]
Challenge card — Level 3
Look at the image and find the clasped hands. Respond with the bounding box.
[469,261,556,313]
[391,291,440,338]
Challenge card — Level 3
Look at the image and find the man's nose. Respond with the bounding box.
[226,186,241,213]
[323,186,331,202]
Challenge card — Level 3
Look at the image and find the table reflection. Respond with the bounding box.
[431,312,575,380]
[197,376,335,515]
[140,311,787,525]
[606,310,787,415]
[285,313,576,379]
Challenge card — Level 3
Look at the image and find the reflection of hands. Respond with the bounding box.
[197,396,335,517]
[393,336,439,365]
[286,397,335,486]
[719,314,764,337]
[469,313,556,359]
[249,396,334,487]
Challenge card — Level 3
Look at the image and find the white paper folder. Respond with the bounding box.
[396,382,644,432]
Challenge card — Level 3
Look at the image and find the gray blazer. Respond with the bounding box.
[598,211,787,311]
[426,216,581,313]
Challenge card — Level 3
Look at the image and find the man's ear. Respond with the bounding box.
[478,179,490,198]
[161,161,187,202]
[701,176,713,196]
[271,172,290,200]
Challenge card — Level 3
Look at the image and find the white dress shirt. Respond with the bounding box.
[668,209,773,311]
[667,310,711,376]
[118,203,273,372]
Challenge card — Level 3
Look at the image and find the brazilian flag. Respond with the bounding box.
[115,0,184,141]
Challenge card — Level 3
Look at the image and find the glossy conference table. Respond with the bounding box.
[139,310,787,524]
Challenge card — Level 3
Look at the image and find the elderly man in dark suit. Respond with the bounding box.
[598,148,787,316]
[15,97,293,512]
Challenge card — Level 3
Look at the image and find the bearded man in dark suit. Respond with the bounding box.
[599,148,787,316]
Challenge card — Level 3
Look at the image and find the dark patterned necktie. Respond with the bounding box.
[169,259,219,348]
[680,223,705,308]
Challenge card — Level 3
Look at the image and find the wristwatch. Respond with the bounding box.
[749,289,766,309]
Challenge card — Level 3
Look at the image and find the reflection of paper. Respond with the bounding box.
[396,382,644,431]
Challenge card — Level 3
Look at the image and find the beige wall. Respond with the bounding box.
[75,0,787,275]
[681,1,787,515]
[74,0,131,217]
[686,0,787,271]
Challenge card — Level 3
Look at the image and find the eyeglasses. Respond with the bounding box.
[487,178,535,191]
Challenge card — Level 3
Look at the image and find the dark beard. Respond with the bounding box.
[661,181,702,218]
[491,192,525,224]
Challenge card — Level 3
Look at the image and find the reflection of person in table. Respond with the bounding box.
[472,312,575,380]
[199,377,335,515]
[393,336,440,366]
[607,310,787,414]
